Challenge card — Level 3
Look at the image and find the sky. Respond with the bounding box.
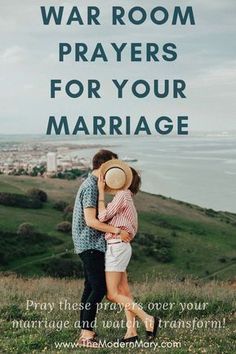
[0,0,236,134]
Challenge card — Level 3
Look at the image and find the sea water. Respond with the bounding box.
[67,134,236,213]
[1,133,235,212]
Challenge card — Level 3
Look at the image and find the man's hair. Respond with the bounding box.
[92,149,118,170]
[129,168,141,195]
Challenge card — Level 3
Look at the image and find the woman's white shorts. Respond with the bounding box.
[105,241,132,272]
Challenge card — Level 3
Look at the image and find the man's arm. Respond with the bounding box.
[84,207,132,242]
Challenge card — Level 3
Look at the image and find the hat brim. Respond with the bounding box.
[100,159,133,194]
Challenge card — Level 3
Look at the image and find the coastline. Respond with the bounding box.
[0,134,236,213]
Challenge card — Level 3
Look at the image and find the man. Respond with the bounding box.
[72,149,132,348]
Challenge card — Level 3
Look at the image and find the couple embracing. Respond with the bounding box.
[72,150,159,348]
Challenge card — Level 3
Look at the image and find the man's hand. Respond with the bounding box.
[120,230,132,243]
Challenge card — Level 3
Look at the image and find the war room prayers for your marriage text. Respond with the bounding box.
[40,5,196,136]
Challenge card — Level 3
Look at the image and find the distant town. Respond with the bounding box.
[0,142,95,179]
[0,140,138,181]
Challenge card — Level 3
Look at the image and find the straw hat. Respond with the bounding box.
[100,159,133,194]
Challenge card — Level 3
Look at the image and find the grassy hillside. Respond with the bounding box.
[0,275,235,353]
[0,175,236,281]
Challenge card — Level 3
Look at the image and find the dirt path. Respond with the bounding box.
[9,249,74,271]
[201,261,236,280]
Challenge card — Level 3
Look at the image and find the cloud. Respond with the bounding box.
[0,46,26,63]
[0,0,235,133]
[192,60,236,90]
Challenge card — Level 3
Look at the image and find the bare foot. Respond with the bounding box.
[145,315,154,332]
[124,331,138,339]
[79,330,96,339]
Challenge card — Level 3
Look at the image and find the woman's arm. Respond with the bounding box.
[98,192,126,222]
[84,208,132,242]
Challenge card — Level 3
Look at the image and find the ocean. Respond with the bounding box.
[1,133,236,213]
[66,134,236,213]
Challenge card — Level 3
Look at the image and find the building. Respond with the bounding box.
[47,152,57,172]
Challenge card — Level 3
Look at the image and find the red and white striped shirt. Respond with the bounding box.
[98,190,138,240]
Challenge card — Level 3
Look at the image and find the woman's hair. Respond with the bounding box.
[92,149,118,170]
[129,167,141,195]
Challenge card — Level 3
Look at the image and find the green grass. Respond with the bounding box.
[0,204,63,235]
[133,212,236,280]
[0,275,235,354]
[0,175,79,203]
[0,175,236,281]
[0,180,23,193]
[0,175,235,353]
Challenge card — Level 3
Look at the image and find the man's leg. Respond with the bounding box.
[80,265,92,325]
[79,252,95,339]
[80,250,106,335]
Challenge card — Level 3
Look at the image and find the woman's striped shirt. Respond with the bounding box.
[98,189,138,240]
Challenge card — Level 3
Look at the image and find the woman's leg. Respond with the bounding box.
[106,272,154,332]
[118,272,137,338]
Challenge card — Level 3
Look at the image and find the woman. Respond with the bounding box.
[98,167,159,342]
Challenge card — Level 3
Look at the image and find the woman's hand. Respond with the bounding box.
[98,172,105,192]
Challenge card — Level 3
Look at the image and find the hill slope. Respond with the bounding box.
[0,175,236,281]
[1,275,235,354]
